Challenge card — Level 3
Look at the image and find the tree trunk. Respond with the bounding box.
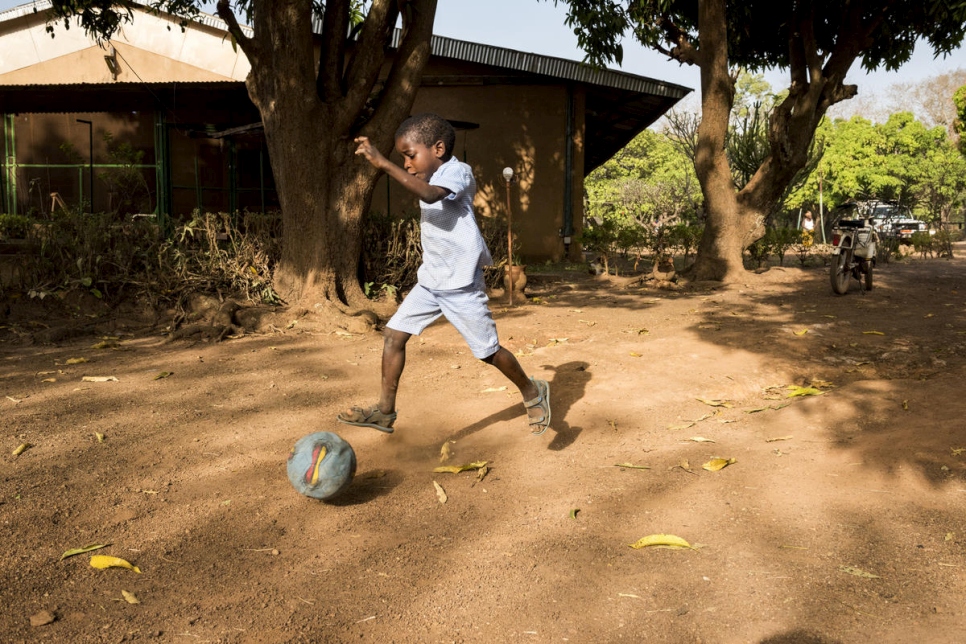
[217,0,437,313]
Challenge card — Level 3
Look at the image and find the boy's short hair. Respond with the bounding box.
[395,113,456,159]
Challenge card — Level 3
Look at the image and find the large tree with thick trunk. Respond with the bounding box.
[556,0,966,281]
[49,0,437,313]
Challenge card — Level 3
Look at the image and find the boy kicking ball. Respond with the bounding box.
[338,113,551,436]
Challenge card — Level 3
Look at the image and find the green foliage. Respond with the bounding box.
[789,112,963,218]
[769,227,801,267]
[744,227,799,268]
[360,212,423,295]
[555,1,966,75]
[955,85,966,154]
[100,132,152,216]
[0,214,32,240]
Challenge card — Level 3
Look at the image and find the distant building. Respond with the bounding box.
[0,0,690,261]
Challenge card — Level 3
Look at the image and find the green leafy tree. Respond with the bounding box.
[790,112,958,218]
[554,0,966,281]
[956,84,966,154]
[48,0,438,317]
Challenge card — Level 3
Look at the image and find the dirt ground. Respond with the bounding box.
[3,246,966,644]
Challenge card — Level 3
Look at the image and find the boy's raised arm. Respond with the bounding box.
[354,137,449,204]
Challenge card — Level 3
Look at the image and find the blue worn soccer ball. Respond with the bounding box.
[287,432,357,500]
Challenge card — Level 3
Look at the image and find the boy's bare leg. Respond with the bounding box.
[379,328,411,414]
[482,346,539,404]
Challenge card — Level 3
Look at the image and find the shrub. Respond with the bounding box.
[0,213,32,240]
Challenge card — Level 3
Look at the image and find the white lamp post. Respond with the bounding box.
[502,167,515,305]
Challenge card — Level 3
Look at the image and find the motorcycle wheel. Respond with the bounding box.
[830,251,851,295]
[864,259,874,291]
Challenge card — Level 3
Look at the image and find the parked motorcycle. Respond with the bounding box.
[830,218,877,295]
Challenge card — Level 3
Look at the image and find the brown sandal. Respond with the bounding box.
[337,406,397,434]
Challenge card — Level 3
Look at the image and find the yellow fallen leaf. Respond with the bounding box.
[688,437,716,443]
[629,534,693,550]
[42,378,56,383]
[433,461,487,474]
[433,480,447,504]
[794,329,809,336]
[121,590,140,604]
[614,462,650,470]
[547,338,568,345]
[95,432,106,443]
[697,398,733,408]
[12,442,32,456]
[902,400,909,410]
[745,405,771,413]
[862,330,885,335]
[90,555,141,573]
[153,371,172,380]
[667,421,695,430]
[439,442,452,463]
[90,340,120,350]
[569,508,580,519]
[839,565,879,579]
[765,436,793,442]
[678,459,692,473]
[480,386,507,393]
[629,352,641,357]
[786,386,823,397]
[702,457,736,472]
[82,376,118,382]
[66,357,88,365]
[60,543,110,560]
[809,379,835,389]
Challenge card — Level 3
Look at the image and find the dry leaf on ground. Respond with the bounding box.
[121,590,140,604]
[89,555,141,573]
[433,480,447,504]
[433,461,487,474]
[614,462,650,470]
[82,376,118,383]
[697,398,733,408]
[60,543,110,560]
[629,534,694,550]
[12,442,32,456]
[839,565,880,579]
[702,457,736,472]
[786,386,823,397]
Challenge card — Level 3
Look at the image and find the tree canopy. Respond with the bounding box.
[555,0,966,280]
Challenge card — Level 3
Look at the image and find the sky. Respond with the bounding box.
[2,0,964,99]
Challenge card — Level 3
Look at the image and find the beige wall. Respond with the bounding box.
[0,8,248,83]
[368,79,584,262]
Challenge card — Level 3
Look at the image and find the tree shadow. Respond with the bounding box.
[760,629,842,644]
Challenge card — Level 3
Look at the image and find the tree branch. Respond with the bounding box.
[365,0,438,146]
[337,0,399,133]
[216,0,255,61]
[656,15,701,67]
[318,0,350,102]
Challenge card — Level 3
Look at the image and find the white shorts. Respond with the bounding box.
[387,274,500,359]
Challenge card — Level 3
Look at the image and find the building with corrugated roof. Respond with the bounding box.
[0,0,690,261]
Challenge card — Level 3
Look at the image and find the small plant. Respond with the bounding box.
[0,213,32,239]
[770,227,801,266]
[746,234,773,268]
[911,231,934,259]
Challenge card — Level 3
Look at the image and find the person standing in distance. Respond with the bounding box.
[340,113,552,436]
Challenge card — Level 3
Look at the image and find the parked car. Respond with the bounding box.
[830,200,926,241]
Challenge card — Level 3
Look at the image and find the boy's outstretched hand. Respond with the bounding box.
[354,136,386,170]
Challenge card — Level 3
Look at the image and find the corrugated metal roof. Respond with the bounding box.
[405,31,688,98]
[2,1,688,98]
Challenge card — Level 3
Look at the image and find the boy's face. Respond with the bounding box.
[395,135,446,181]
